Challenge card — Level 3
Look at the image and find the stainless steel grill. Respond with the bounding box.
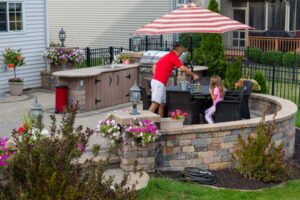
[139,50,189,90]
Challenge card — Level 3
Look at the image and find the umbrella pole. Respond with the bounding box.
[190,35,193,61]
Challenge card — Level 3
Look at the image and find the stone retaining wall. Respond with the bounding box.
[157,94,297,171]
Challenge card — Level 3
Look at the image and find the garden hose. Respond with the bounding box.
[155,145,217,185]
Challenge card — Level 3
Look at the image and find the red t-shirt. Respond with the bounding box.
[153,51,183,85]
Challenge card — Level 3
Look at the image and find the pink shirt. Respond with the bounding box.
[213,87,222,106]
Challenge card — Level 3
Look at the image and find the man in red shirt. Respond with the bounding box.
[149,43,199,117]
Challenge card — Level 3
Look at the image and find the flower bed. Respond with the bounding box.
[98,116,160,172]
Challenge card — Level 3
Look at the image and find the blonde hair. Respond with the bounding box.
[210,75,224,98]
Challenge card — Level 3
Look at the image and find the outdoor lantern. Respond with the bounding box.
[29,96,43,120]
[58,28,66,47]
[129,82,141,115]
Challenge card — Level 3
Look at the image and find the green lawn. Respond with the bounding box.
[138,178,300,200]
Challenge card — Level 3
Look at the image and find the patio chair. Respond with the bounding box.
[224,80,253,119]
[166,91,201,125]
[214,86,246,123]
[200,77,210,85]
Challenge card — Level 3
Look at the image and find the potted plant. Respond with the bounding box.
[160,109,188,130]
[119,54,130,64]
[97,115,122,148]
[44,48,85,72]
[235,78,261,92]
[3,48,25,96]
[124,119,160,147]
[120,119,160,172]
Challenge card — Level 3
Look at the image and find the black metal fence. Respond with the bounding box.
[241,62,300,106]
[129,36,175,51]
[129,36,300,106]
[79,46,127,68]
[226,47,300,107]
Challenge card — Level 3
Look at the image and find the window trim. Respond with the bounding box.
[0,0,25,34]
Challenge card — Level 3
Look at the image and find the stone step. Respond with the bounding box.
[77,150,120,168]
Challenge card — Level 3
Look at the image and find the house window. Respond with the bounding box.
[249,1,265,30]
[0,2,23,32]
[268,1,285,30]
[0,2,7,31]
[175,0,192,9]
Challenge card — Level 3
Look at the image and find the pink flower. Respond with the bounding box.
[76,143,85,153]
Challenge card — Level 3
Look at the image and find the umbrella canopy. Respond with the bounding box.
[132,3,253,35]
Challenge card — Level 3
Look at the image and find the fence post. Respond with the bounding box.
[86,47,91,67]
[145,36,148,51]
[160,35,163,50]
[165,41,168,51]
[271,64,275,96]
[109,46,114,64]
[129,38,132,51]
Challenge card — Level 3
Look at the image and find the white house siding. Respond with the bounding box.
[0,0,48,93]
[48,0,173,49]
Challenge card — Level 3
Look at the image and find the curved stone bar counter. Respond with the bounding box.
[157,94,298,171]
[53,64,139,111]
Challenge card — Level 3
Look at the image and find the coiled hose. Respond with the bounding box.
[155,145,217,185]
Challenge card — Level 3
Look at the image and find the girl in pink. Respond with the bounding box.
[205,75,224,124]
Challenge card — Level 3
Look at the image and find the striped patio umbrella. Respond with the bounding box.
[132,3,253,35]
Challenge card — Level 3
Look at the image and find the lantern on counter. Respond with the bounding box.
[29,96,43,120]
[129,82,141,115]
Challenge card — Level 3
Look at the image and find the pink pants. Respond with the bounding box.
[205,106,216,124]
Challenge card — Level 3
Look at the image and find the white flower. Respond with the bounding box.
[41,129,49,136]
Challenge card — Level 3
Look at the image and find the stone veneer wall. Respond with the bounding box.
[57,77,86,111]
[157,94,297,171]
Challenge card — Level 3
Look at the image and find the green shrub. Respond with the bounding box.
[179,33,201,54]
[232,117,288,183]
[225,60,243,90]
[193,0,227,79]
[253,71,268,94]
[246,47,263,63]
[0,104,136,200]
[261,51,283,66]
[282,52,300,67]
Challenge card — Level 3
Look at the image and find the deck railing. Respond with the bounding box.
[248,36,300,52]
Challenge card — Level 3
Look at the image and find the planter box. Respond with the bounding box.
[160,118,184,130]
[119,143,156,172]
[9,82,24,96]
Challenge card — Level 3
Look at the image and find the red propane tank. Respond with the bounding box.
[55,85,68,113]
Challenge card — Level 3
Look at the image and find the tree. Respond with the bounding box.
[193,0,227,78]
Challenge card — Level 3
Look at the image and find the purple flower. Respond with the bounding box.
[76,143,85,153]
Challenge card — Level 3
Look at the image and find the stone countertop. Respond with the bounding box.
[111,110,161,125]
[178,65,208,72]
[52,63,139,78]
[193,65,208,71]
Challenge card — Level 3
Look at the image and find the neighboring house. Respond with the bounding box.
[0,0,48,93]
[47,0,217,49]
[220,0,300,49]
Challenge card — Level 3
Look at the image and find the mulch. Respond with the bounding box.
[153,128,300,190]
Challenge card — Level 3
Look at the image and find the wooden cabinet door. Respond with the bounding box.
[94,74,105,109]
[124,68,139,102]
[95,72,113,109]
[113,70,126,105]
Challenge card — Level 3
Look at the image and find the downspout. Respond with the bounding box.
[294,0,298,33]
[44,0,49,71]
[265,0,269,31]
[285,0,290,31]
